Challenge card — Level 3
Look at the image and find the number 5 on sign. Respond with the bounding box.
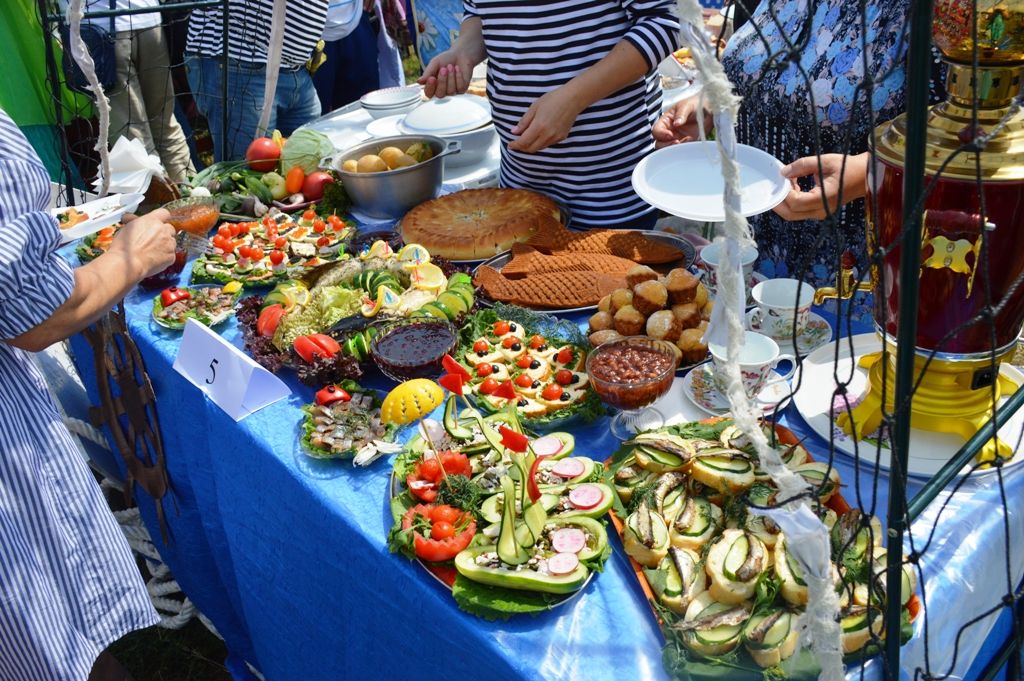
[173,319,290,421]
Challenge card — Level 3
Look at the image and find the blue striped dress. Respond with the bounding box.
[0,112,158,680]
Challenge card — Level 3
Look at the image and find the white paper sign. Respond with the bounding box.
[172,319,290,421]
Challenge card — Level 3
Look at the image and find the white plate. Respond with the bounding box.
[682,363,793,416]
[54,193,144,244]
[631,142,788,222]
[745,309,834,358]
[365,114,404,138]
[791,333,1024,478]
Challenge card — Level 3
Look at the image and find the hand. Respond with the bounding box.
[508,86,585,153]
[652,96,713,148]
[773,153,868,221]
[418,50,473,98]
[107,208,176,279]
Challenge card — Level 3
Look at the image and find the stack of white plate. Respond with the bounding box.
[360,86,423,120]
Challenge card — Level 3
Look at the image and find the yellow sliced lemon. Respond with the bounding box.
[398,243,431,268]
[381,379,445,425]
[409,262,447,291]
[222,281,243,294]
[361,239,394,260]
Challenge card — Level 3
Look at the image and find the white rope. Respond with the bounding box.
[66,0,112,197]
[63,416,111,450]
[675,2,843,677]
[257,0,289,136]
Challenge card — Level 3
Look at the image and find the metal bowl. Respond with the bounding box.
[324,135,460,220]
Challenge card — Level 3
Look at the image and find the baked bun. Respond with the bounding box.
[609,288,634,313]
[632,280,668,316]
[672,303,701,329]
[626,264,660,288]
[646,310,683,342]
[588,311,614,333]
[613,305,645,336]
[676,328,708,364]
[666,268,699,304]
[589,329,625,346]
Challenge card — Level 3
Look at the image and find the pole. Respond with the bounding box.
[883,0,935,673]
[220,0,229,161]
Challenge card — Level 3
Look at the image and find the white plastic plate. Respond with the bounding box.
[631,142,788,222]
[55,192,144,245]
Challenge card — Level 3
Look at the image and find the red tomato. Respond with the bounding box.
[555,369,574,385]
[478,378,499,395]
[212,235,227,251]
[541,383,563,401]
[442,354,471,381]
[402,505,476,563]
[292,333,341,363]
[245,137,280,172]
[315,385,351,406]
[229,223,241,237]
[492,380,518,401]
[302,171,335,201]
[327,214,343,227]
[248,246,265,261]
[430,521,455,540]
[217,225,231,239]
[274,236,287,249]
[238,223,251,235]
[529,334,546,349]
[302,209,317,221]
[527,454,551,503]
[439,451,472,477]
[476,363,493,377]
[316,236,331,248]
[438,373,464,396]
[406,477,437,503]
[556,347,574,365]
[312,219,326,233]
[429,505,461,524]
[493,321,510,336]
[332,220,346,232]
[285,166,305,194]
[515,374,533,388]
[268,250,285,266]
[516,355,533,369]
[418,458,442,483]
[160,287,190,307]
[238,245,251,260]
[502,336,521,349]
[256,304,285,337]
[473,339,490,353]
[498,425,529,453]
[262,215,276,229]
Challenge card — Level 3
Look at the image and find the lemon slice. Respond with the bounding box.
[222,281,243,294]
[409,262,447,291]
[361,239,394,260]
[379,285,401,309]
[398,243,431,268]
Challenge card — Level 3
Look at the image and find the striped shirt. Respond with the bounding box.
[465,0,678,229]
[0,111,158,679]
[187,0,329,68]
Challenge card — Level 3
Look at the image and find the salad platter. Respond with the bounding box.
[299,380,401,465]
[606,418,919,679]
[387,395,613,619]
[151,283,242,330]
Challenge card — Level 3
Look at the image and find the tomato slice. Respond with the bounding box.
[527,454,551,503]
[293,333,341,363]
[492,380,518,401]
[541,383,563,401]
[515,373,533,388]
[499,425,529,453]
[438,373,464,396]
[402,504,476,563]
[256,304,285,337]
[442,354,471,381]
[529,334,546,349]
[478,378,499,394]
[315,385,351,405]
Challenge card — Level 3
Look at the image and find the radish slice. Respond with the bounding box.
[532,435,565,457]
[551,458,586,478]
[568,484,604,510]
[418,419,446,444]
[551,527,587,554]
[547,552,580,576]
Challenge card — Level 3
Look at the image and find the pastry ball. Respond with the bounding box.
[694,282,709,309]
[701,300,714,321]
[588,310,615,333]
[613,305,646,336]
[610,288,634,314]
[626,264,660,289]
[590,329,625,346]
[632,280,668,317]
[646,310,683,342]
[598,294,612,313]
[671,303,701,329]
[676,328,709,364]
[665,268,699,305]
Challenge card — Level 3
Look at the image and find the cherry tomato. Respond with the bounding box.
[402,505,476,562]
[212,235,227,251]
[332,219,346,232]
[269,250,286,265]
[556,347,574,365]
[313,219,326,233]
[285,166,305,194]
[238,223,251,235]
[274,236,287,249]
[555,369,574,385]
[229,223,241,237]
[529,335,546,349]
[327,214,343,227]
[478,378,499,395]
[248,246,265,261]
[429,505,461,524]
[502,336,520,349]
[541,383,564,401]
[516,355,533,369]
[316,236,330,248]
[262,215,276,229]
[473,339,489,353]
[430,520,455,540]
[515,374,534,388]
[217,225,231,239]
[476,363,493,377]
[238,245,251,260]
[302,209,317,221]
[493,321,510,336]
[419,458,442,484]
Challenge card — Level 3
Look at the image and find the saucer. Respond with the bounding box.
[745,310,833,357]
[682,363,793,416]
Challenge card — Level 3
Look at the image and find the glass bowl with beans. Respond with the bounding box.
[586,336,680,439]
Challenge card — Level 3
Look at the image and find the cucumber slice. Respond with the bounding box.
[784,543,807,586]
[497,477,529,565]
[692,602,744,644]
[640,445,685,468]
[680,498,713,536]
[841,611,870,633]
[742,611,793,650]
[722,533,750,581]
[437,291,467,318]
[446,285,474,309]
[480,492,559,525]
[663,558,683,597]
[698,455,753,473]
[443,395,473,440]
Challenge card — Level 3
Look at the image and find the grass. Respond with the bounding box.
[110,620,230,681]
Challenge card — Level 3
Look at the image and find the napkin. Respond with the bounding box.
[92,136,166,195]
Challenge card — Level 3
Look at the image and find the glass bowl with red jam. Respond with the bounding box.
[586,336,680,439]
[370,317,458,382]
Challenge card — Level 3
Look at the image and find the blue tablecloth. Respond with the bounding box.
[65,257,1022,681]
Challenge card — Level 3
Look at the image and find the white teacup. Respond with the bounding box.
[697,242,758,294]
[746,278,815,339]
[708,331,795,398]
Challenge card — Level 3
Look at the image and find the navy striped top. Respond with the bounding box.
[464,0,678,228]
[0,111,158,678]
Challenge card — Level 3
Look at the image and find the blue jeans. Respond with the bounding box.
[185,55,322,161]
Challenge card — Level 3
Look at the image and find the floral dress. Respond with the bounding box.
[721,0,944,316]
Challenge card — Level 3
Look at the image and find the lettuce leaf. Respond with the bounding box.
[450,574,562,620]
